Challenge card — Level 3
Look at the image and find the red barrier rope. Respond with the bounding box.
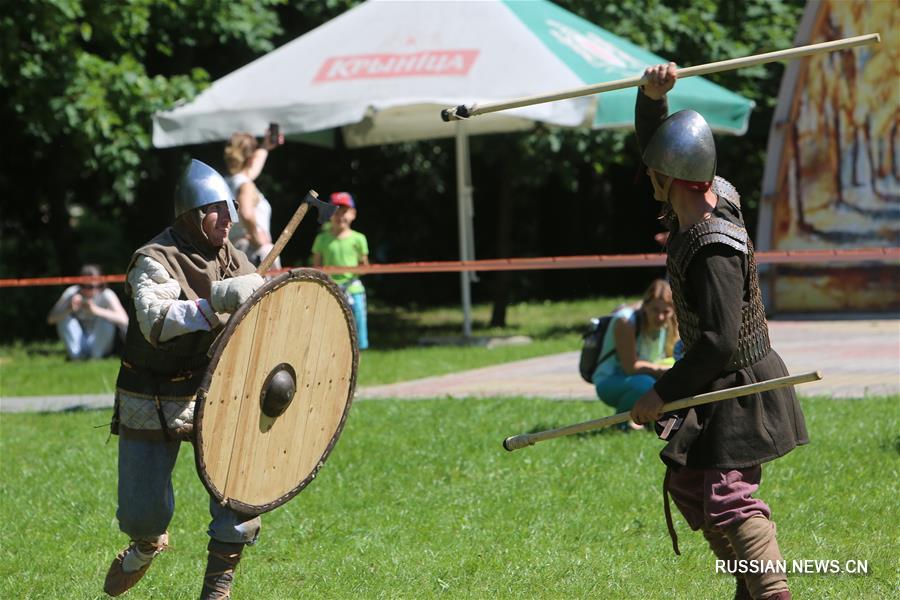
[1,247,897,288]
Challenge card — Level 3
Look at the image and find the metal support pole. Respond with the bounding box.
[455,121,474,337]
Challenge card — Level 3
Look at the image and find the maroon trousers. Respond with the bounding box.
[667,466,771,531]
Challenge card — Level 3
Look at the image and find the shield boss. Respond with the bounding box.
[195,269,358,515]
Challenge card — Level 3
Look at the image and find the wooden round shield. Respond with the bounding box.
[194,268,358,515]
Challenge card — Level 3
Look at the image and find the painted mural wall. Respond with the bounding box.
[758,0,899,312]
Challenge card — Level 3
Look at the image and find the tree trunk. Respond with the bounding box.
[44,144,81,276]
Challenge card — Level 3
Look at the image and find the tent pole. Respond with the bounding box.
[455,121,473,337]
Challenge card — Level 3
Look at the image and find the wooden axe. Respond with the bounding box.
[257,190,335,275]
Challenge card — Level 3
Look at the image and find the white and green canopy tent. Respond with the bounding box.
[153,0,753,335]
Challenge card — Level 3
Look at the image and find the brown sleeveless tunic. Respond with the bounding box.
[115,216,255,406]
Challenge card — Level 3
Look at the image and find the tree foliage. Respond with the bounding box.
[0,0,287,338]
[1,0,284,263]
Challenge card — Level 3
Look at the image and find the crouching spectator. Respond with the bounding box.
[47,264,128,360]
[592,279,678,429]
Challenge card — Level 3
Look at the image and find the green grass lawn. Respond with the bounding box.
[1,395,897,599]
[0,296,630,397]
[2,298,897,598]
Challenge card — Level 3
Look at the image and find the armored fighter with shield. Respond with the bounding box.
[630,64,808,600]
[104,159,265,598]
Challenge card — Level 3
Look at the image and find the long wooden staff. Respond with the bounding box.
[502,371,822,451]
[257,190,319,275]
[441,34,880,121]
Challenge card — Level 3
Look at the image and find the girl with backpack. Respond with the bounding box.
[591,279,679,429]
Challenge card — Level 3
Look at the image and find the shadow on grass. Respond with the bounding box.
[368,307,535,349]
[367,306,587,350]
[30,348,62,357]
[529,323,588,339]
[19,341,64,357]
[888,434,900,456]
[367,307,463,349]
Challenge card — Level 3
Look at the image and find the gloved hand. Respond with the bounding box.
[210,273,265,313]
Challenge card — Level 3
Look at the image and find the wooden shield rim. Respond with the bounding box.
[193,268,358,515]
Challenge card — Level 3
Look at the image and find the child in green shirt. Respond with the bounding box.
[312,192,369,349]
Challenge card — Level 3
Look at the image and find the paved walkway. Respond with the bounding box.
[356,317,900,400]
[2,318,897,413]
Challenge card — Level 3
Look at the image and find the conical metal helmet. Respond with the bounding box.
[642,110,716,182]
[173,159,238,222]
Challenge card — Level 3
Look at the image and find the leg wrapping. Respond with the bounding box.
[702,527,751,600]
[200,540,245,600]
[724,516,790,600]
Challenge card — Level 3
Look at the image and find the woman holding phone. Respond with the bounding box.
[223,124,284,268]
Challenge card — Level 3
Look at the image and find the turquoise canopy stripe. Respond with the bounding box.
[502,0,754,134]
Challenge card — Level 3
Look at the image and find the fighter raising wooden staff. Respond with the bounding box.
[103,159,358,599]
[628,62,807,600]
[473,34,879,600]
